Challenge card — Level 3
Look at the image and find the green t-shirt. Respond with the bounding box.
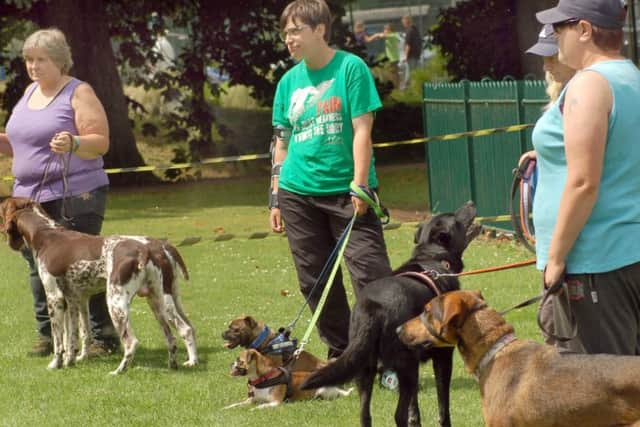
[272,50,382,196]
[384,32,401,63]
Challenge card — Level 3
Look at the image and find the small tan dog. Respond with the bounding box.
[397,290,640,427]
[222,315,325,370]
[224,349,352,410]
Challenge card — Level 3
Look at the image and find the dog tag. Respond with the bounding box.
[591,291,598,304]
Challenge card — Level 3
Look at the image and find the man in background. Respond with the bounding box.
[401,15,422,89]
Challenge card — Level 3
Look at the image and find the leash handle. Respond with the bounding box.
[298,213,357,350]
[536,269,578,342]
[349,181,390,224]
[510,157,536,254]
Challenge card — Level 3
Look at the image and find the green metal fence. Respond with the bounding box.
[423,79,547,225]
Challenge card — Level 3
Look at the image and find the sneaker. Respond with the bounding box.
[27,335,53,357]
[380,369,399,391]
[88,339,120,357]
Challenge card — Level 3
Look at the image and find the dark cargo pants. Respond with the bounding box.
[552,260,640,355]
[278,188,392,357]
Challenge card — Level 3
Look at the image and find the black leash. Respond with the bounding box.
[510,157,536,254]
[499,274,578,343]
[31,152,74,223]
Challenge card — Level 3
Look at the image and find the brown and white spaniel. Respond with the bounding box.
[0,197,198,374]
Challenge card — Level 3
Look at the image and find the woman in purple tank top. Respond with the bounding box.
[0,28,118,356]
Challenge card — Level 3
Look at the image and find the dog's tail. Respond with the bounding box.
[300,309,380,390]
[137,245,150,271]
[163,243,189,281]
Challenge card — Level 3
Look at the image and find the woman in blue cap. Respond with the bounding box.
[520,24,576,347]
[532,0,640,355]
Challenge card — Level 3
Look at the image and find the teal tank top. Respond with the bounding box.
[532,59,640,273]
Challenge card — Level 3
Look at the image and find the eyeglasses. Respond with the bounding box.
[552,18,579,33]
[280,25,310,41]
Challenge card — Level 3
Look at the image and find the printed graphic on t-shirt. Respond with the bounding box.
[288,78,343,145]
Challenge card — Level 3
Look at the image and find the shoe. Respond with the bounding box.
[28,335,53,357]
[380,369,399,391]
[88,339,120,357]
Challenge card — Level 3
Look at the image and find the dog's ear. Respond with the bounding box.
[414,222,427,244]
[0,199,25,251]
[454,201,476,228]
[431,292,470,343]
[243,316,258,329]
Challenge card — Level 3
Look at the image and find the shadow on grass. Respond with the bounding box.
[419,374,476,391]
[83,344,225,373]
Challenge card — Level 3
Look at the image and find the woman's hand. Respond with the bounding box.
[351,195,368,216]
[544,259,566,291]
[270,208,284,233]
[518,150,537,167]
[49,131,75,154]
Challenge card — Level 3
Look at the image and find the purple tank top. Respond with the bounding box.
[5,77,109,202]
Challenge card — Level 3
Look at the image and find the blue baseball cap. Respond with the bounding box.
[526,25,558,57]
[536,0,626,29]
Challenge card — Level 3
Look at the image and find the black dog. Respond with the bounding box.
[301,202,480,427]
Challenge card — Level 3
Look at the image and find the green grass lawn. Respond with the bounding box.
[0,165,540,426]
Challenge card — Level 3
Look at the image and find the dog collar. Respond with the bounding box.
[474,332,516,379]
[249,326,271,349]
[397,271,441,296]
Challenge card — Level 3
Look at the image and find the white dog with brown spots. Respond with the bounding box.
[0,197,198,374]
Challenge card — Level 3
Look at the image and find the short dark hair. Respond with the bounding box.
[591,25,624,51]
[280,0,332,43]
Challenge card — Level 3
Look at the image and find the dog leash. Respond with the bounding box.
[498,273,577,342]
[510,157,537,254]
[32,151,74,222]
[294,213,357,358]
[349,181,390,224]
[425,258,537,279]
[423,257,578,341]
[285,212,356,333]
[286,183,389,335]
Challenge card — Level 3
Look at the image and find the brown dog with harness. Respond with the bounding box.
[398,290,640,427]
[222,315,326,371]
[224,348,352,410]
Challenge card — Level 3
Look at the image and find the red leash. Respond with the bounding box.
[457,258,536,277]
[427,258,537,279]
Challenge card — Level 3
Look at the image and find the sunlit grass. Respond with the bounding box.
[0,166,541,426]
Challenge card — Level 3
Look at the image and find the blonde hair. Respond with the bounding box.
[22,28,74,74]
[544,70,564,110]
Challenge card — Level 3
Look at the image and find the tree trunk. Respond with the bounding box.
[34,0,153,185]
[515,0,558,79]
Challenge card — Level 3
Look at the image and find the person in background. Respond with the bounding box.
[350,20,377,50]
[269,0,392,360]
[521,23,576,347]
[401,15,422,89]
[532,0,640,355]
[372,23,402,89]
[0,28,118,356]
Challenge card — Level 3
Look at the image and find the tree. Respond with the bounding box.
[1,0,147,184]
[1,0,354,178]
[430,0,522,81]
